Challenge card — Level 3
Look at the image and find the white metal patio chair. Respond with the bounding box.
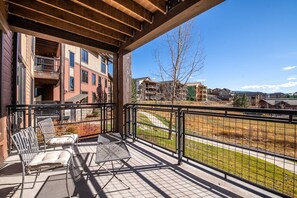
[11,127,73,198]
[38,118,78,149]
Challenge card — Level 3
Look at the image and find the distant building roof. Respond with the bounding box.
[186,82,202,86]
[133,77,151,81]
[261,99,297,106]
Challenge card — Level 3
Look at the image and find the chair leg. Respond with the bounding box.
[66,163,71,198]
[20,164,25,198]
[31,172,39,188]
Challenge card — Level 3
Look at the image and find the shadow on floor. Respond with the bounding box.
[127,141,244,198]
[0,163,22,176]
[0,185,19,197]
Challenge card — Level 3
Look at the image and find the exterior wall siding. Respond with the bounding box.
[0,31,13,166]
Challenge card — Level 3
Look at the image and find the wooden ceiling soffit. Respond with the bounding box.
[8,0,127,42]
[8,15,119,53]
[104,0,153,23]
[8,4,120,47]
[72,0,142,31]
[37,0,134,37]
[0,0,9,33]
[122,0,224,51]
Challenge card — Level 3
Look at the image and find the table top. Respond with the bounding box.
[97,133,122,144]
[95,141,131,163]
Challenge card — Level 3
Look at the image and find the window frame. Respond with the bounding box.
[98,76,102,85]
[81,49,89,64]
[69,76,74,91]
[81,69,89,84]
[92,73,96,85]
[101,56,106,74]
[69,51,75,67]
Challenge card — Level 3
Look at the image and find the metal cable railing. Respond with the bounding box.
[125,103,297,198]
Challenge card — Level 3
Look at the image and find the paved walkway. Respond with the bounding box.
[139,111,168,128]
[139,111,297,173]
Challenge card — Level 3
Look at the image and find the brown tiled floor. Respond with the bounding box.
[0,140,280,198]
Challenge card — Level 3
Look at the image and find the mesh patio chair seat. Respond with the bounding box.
[38,118,78,149]
[11,127,73,198]
[94,133,131,193]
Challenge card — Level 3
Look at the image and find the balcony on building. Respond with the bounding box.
[34,38,60,84]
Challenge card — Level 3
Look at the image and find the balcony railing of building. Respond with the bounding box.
[7,102,297,197]
[34,55,59,73]
[7,103,116,151]
[124,103,297,198]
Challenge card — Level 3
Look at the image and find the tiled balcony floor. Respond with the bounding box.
[0,139,280,198]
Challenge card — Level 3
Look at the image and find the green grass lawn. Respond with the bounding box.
[136,124,297,197]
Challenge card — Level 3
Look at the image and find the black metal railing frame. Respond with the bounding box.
[124,103,297,198]
[7,103,116,151]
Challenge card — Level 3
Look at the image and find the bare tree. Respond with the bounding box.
[155,21,205,139]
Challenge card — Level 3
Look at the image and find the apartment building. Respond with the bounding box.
[34,39,111,104]
[135,77,160,101]
[134,77,189,101]
[186,82,207,101]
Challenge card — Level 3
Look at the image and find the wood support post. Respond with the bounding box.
[113,50,131,133]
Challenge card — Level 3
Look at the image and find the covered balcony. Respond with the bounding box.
[0,0,296,198]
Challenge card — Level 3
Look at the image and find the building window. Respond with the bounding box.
[81,49,88,64]
[31,37,35,53]
[92,92,97,103]
[17,63,26,104]
[69,51,74,67]
[105,79,107,88]
[92,73,96,85]
[101,56,106,74]
[81,91,88,103]
[98,76,101,85]
[81,69,88,83]
[69,77,74,91]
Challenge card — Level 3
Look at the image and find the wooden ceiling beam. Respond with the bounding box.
[37,0,134,37]
[122,0,224,51]
[72,0,142,31]
[8,15,118,53]
[108,0,153,23]
[8,0,127,42]
[147,0,167,14]
[8,4,120,47]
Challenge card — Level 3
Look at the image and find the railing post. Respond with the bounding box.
[28,106,32,127]
[124,105,130,138]
[103,103,106,133]
[6,107,11,154]
[127,105,131,136]
[132,105,137,141]
[177,108,184,165]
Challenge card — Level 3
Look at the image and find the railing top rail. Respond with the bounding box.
[7,102,116,109]
[125,103,297,115]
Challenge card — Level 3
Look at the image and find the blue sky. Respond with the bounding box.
[132,0,297,93]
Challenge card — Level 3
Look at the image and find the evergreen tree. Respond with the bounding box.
[241,94,249,107]
[131,79,137,103]
[233,94,249,107]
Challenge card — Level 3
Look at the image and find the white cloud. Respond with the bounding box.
[197,79,206,82]
[283,66,296,71]
[241,81,297,92]
[287,77,297,81]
